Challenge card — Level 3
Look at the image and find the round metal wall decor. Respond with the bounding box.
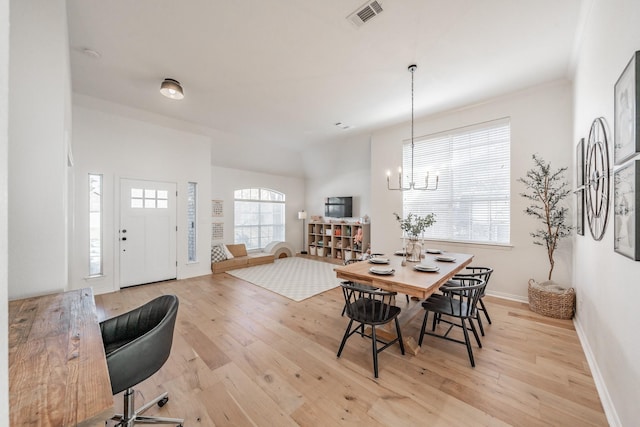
[585,117,610,241]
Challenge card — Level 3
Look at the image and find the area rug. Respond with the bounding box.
[227,257,342,302]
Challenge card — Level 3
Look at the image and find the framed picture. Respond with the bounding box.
[614,160,640,260]
[211,222,224,240]
[614,51,640,165]
[212,200,223,217]
[575,188,584,236]
[576,138,585,186]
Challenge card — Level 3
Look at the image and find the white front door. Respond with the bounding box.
[120,179,177,288]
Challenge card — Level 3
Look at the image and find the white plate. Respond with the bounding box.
[414,265,440,272]
[369,257,390,264]
[436,256,456,262]
[394,250,407,256]
[425,248,443,254]
[369,267,395,275]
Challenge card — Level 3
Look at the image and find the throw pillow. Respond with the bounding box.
[222,244,234,259]
[211,245,227,263]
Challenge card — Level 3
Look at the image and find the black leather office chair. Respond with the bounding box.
[100,294,184,426]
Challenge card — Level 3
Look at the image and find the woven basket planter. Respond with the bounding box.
[528,279,575,319]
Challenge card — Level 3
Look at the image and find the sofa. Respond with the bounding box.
[211,243,274,274]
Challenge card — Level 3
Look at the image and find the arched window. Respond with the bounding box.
[234,188,285,250]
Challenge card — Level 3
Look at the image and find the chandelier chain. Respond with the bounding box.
[385,63,439,191]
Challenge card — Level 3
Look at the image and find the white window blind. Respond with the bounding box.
[403,118,511,244]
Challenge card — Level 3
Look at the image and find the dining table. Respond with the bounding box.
[334,251,474,355]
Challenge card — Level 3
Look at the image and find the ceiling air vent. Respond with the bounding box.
[347,1,383,27]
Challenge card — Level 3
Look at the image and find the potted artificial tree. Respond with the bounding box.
[518,154,575,319]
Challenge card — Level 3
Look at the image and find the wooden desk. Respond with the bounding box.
[334,252,474,354]
[9,288,114,426]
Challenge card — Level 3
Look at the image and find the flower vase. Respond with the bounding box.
[406,238,422,262]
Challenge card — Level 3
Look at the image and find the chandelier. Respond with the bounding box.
[386,64,439,191]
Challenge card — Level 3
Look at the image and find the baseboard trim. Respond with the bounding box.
[485,290,527,303]
[573,316,621,427]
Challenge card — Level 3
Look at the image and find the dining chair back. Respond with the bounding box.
[337,282,405,378]
[420,277,486,367]
[442,266,493,335]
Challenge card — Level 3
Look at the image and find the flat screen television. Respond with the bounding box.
[324,196,353,218]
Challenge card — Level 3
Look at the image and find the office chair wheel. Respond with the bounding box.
[158,396,169,407]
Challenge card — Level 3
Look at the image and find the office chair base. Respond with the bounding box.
[110,389,184,427]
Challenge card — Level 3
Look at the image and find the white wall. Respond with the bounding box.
[8,0,71,299]
[209,128,306,179]
[0,0,9,421]
[371,80,574,301]
[71,97,212,294]
[211,166,305,252]
[303,135,371,220]
[572,0,640,425]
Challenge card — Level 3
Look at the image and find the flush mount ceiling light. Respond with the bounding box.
[160,78,184,100]
[386,64,439,191]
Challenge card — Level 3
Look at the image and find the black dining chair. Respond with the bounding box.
[337,282,405,378]
[100,294,184,426]
[340,258,379,316]
[440,266,493,335]
[419,277,486,367]
[340,258,409,318]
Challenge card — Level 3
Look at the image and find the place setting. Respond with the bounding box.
[413,263,440,273]
[435,255,456,262]
[369,266,395,275]
[369,256,390,264]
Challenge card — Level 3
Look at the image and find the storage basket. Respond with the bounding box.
[528,279,575,319]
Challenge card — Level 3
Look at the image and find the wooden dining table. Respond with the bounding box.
[334,251,474,355]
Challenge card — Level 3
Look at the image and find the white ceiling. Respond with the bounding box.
[67,0,585,152]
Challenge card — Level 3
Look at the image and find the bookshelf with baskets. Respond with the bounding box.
[307,222,370,261]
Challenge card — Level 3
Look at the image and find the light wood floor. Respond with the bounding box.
[94,270,608,427]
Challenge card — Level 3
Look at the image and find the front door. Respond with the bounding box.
[120,179,177,288]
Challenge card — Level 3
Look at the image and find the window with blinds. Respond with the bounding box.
[403,118,511,245]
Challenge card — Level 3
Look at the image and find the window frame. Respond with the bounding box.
[187,182,198,263]
[234,188,286,251]
[88,173,103,277]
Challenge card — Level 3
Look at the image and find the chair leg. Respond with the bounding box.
[394,317,405,355]
[419,310,429,346]
[337,319,354,357]
[371,326,379,378]
[479,298,492,324]
[468,317,482,348]
[460,318,475,367]
[475,313,485,336]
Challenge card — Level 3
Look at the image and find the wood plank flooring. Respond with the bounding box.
[94,270,607,427]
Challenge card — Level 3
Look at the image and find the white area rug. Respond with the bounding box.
[227,257,342,302]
